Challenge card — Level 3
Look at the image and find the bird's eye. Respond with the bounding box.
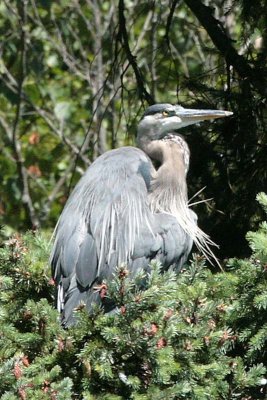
[162,110,169,117]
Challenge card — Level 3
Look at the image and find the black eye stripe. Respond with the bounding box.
[143,103,173,117]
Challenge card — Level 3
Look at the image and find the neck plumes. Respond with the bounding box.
[143,139,188,217]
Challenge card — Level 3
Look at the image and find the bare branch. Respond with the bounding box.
[165,0,181,46]
[118,0,154,105]
[11,0,39,229]
[184,0,266,94]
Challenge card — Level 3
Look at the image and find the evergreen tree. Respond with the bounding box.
[0,194,267,399]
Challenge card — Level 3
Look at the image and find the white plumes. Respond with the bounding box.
[57,283,64,313]
[149,183,219,266]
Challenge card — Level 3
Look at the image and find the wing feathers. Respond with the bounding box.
[50,147,195,325]
[76,233,97,288]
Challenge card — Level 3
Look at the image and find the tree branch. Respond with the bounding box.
[184,0,265,94]
[12,0,39,229]
[118,0,154,105]
[165,0,181,47]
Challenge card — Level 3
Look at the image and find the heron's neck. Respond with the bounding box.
[141,140,188,214]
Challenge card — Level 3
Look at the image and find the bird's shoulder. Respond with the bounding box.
[74,146,154,194]
[89,146,152,173]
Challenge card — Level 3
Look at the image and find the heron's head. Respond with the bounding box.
[137,103,233,146]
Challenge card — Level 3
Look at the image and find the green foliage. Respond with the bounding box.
[1,194,267,399]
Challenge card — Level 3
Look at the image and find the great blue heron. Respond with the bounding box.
[50,103,232,326]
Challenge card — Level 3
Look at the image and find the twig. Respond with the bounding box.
[188,186,207,203]
[188,198,213,207]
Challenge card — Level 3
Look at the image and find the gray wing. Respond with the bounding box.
[50,146,195,326]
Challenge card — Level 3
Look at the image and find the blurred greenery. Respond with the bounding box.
[0,0,266,259]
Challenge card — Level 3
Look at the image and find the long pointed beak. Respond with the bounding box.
[175,107,233,122]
